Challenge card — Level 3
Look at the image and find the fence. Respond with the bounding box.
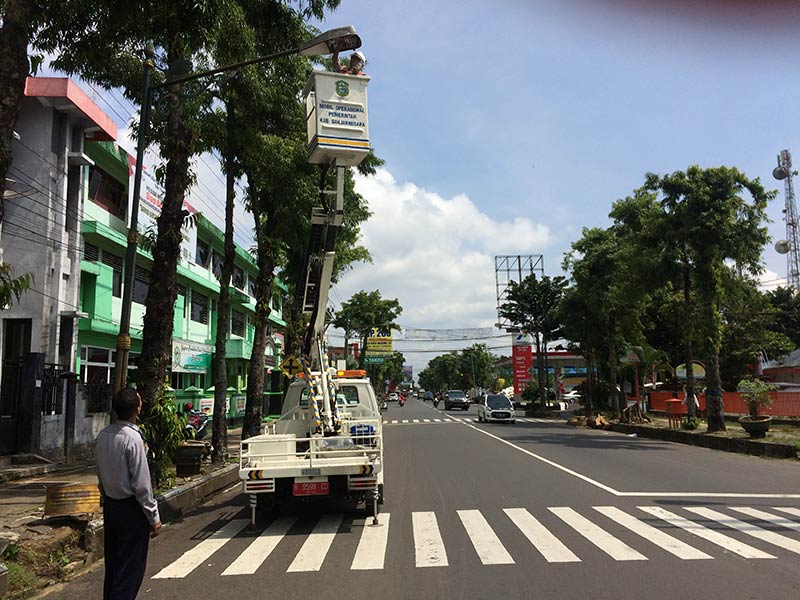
[649,390,800,417]
[42,363,66,415]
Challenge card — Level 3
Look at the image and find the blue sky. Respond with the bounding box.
[313,0,800,372]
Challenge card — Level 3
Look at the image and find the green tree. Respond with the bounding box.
[765,286,800,348]
[418,352,462,392]
[459,344,497,391]
[0,262,31,309]
[332,291,402,370]
[644,166,774,431]
[498,274,567,410]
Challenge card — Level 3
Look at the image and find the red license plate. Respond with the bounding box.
[293,481,330,496]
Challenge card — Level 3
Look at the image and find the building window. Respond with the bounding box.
[248,276,257,298]
[211,251,223,280]
[88,166,126,221]
[101,250,123,298]
[176,284,187,316]
[195,239,210,268]
[191,291,209,324]
[232,266,245,290]
[231,310,245,337]
[133,266,150,305]
[80,346,137,413]
[84,242,99,262]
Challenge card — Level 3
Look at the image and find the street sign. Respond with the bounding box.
[366,327,393,356]
[365,356,385,365]
[280,356,303,378]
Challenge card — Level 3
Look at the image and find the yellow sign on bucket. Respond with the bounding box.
[44,483,101,517]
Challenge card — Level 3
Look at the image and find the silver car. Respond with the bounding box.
[477,394,516,423]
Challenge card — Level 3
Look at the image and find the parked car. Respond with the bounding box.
[445,389,470,411]
[478,393,516,423]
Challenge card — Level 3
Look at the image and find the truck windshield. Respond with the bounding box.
[300,385,360,407]
[448,390,465,398]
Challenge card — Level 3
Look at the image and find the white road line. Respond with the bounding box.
[391,420,398,424]
[402,420,409,424]
[594,506,711,560]
[637,506,775,559]
[286,514,343,572]
[774,507,800,519]
[728,506,800,533]
[412,419,420,423]
[412,511,448,567]
[351,514,391,570]
[684,507,800,555]
[423,419,431,423]
[153,519,250,579]
[434,419,442,422]
[221,517,297,575]
[464,422,800,499]
[549,507,647,561]
[504,508,580,563]
[457,510,514,565]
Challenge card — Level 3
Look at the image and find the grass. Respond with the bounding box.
[647,414,800,446]
[4,530,82,599]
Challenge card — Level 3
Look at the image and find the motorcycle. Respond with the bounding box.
[183,409,209,439]
[399,397,405,407]
[433,397,440,409]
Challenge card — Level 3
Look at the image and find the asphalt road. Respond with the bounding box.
[46,398,800,600]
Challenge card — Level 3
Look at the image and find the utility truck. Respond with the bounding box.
[239,50,381,525]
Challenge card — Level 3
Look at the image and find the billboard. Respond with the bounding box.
[402,365,413,382]
[366,327,393,356]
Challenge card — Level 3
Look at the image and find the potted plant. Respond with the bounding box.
[736,378,776,439]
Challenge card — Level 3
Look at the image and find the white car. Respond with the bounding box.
[387,391,399,402]
[477,394,516,424]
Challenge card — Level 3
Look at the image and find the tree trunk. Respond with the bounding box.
[243,207,276,439]
[607,323,620,417]
[136,80,193,412]
[0,0,32,223]
[211,99,236,463]
[705,290,726,432]
[584,354,594,418]
[681,260,697,418]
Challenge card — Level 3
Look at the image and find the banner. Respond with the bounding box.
[171,339,213,373]
[366,327,393,356]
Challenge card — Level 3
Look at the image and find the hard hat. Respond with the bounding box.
[351,51,365,64]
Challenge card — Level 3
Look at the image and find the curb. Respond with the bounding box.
[0,464,57,484]
[608,423,799,459]
[83,463,240,554]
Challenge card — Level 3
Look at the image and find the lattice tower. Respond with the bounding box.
[775,149,800,289]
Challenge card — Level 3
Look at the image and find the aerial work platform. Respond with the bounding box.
[304,70,370,167]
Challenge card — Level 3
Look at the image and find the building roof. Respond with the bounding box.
[25,77,117,142]
[763,347,800,370]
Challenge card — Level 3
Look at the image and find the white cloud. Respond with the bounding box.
[332,167,554,374]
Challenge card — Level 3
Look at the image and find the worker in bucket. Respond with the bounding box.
[333,50,366,76]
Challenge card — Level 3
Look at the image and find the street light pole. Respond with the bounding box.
[113,27,362,394]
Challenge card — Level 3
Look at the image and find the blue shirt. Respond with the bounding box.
[95,421,160,526]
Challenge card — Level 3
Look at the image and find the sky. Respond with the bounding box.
[53,0,800,378]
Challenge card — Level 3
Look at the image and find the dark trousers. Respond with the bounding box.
[103,496,150,600]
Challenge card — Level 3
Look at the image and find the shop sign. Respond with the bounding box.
[172,339,213,373]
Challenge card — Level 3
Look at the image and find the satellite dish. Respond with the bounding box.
[776,239,791,255]
[774,166,789,180]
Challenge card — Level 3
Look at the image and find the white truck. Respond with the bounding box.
[239,371,384,524]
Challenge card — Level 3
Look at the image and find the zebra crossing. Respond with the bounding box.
[383,417,557,426]
[151,504,800,578]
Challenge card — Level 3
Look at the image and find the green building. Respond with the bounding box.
[77,141,285,420]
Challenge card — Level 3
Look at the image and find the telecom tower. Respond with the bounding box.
[773,149,800,289]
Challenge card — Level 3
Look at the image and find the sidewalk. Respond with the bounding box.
[0,428,244,598]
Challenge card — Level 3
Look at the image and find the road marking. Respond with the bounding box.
[637,506,775,559]
[286,514,343,572]
[221,517,297,575]
[153,519,250,578]
[549,507,647,561]
[351,514,390,570]
[413,511,448,567]
[412,419,420,423]
[594,506,711,560]
[504,508,580,563]
[683,507,800,555]
[728,507,800,533]
[434,419,442,422]
[464,422,800,499]
[391,420,398,424]
[402,420,409,423]
[774,507,800,519]
[423,419,431,423]
[457,510,515,565]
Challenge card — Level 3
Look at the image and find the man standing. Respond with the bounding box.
[96,388,161,599]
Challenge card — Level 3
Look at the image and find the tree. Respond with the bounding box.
[418,352,462,392]
[332,291,402,370]
[459,344,497,391]
[498,274,567,410]
[765,286,800,348]
[0,262,31,309]
[644,166,774,431]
